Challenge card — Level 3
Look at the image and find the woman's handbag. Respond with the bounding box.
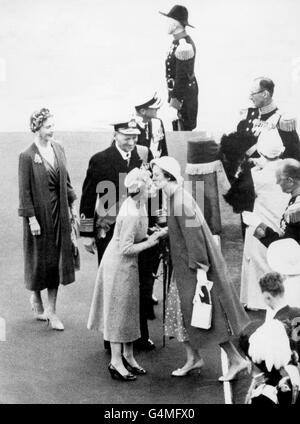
[191,282,213,330]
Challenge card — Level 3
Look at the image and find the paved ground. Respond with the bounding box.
[0,131,254,404]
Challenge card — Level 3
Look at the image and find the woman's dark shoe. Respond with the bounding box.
[122,356,147,375]
[108,364,137,381]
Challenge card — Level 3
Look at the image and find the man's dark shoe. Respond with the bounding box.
[134,338,156,351]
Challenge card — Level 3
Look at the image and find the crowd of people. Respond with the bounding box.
[17,5,300,404]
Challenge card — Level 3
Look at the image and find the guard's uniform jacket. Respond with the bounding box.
[166,32,198,130]
[255,193,300,247]
[137,118,168,158]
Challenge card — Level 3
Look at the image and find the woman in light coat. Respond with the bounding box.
[87,168,166,381]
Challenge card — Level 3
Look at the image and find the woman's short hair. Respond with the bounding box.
[30,108,52,133]
[259,272,285,297]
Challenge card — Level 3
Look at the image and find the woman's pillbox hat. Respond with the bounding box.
[124,167,151,194]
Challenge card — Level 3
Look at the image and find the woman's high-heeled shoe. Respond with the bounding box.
[108,364,137,381]
[122,355,147,375]
[218,359,251,382]
[30,296,48,321]
[47,313,64,331]
[171,358,204,377]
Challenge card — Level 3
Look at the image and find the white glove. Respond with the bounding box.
[242,211,262,228]
[169,106,179,121]
[29,216,41,236]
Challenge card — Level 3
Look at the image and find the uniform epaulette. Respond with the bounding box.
[175,39,194,60]
[278,114,297,132]
[285,197,300,223]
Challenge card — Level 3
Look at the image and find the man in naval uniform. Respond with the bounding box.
[221,77,300,219]
[159,5,198,131]
[135,93,168,158]
[79,118,146,262]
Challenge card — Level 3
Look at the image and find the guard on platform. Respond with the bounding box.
[159,5,198,131]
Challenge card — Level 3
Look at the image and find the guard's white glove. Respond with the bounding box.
[242,211,262,228]
[83,237,96,255]
[169,106,179,122]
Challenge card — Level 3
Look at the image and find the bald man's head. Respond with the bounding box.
[276,158,300,194]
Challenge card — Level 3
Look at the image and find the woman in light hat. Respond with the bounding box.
[151,156,250,378]
[240,130,289,310]
[267,238,300,307]
[87,168,166,381]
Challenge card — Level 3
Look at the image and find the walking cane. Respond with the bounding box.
[162,238,172,347]
[162,249,167,348]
